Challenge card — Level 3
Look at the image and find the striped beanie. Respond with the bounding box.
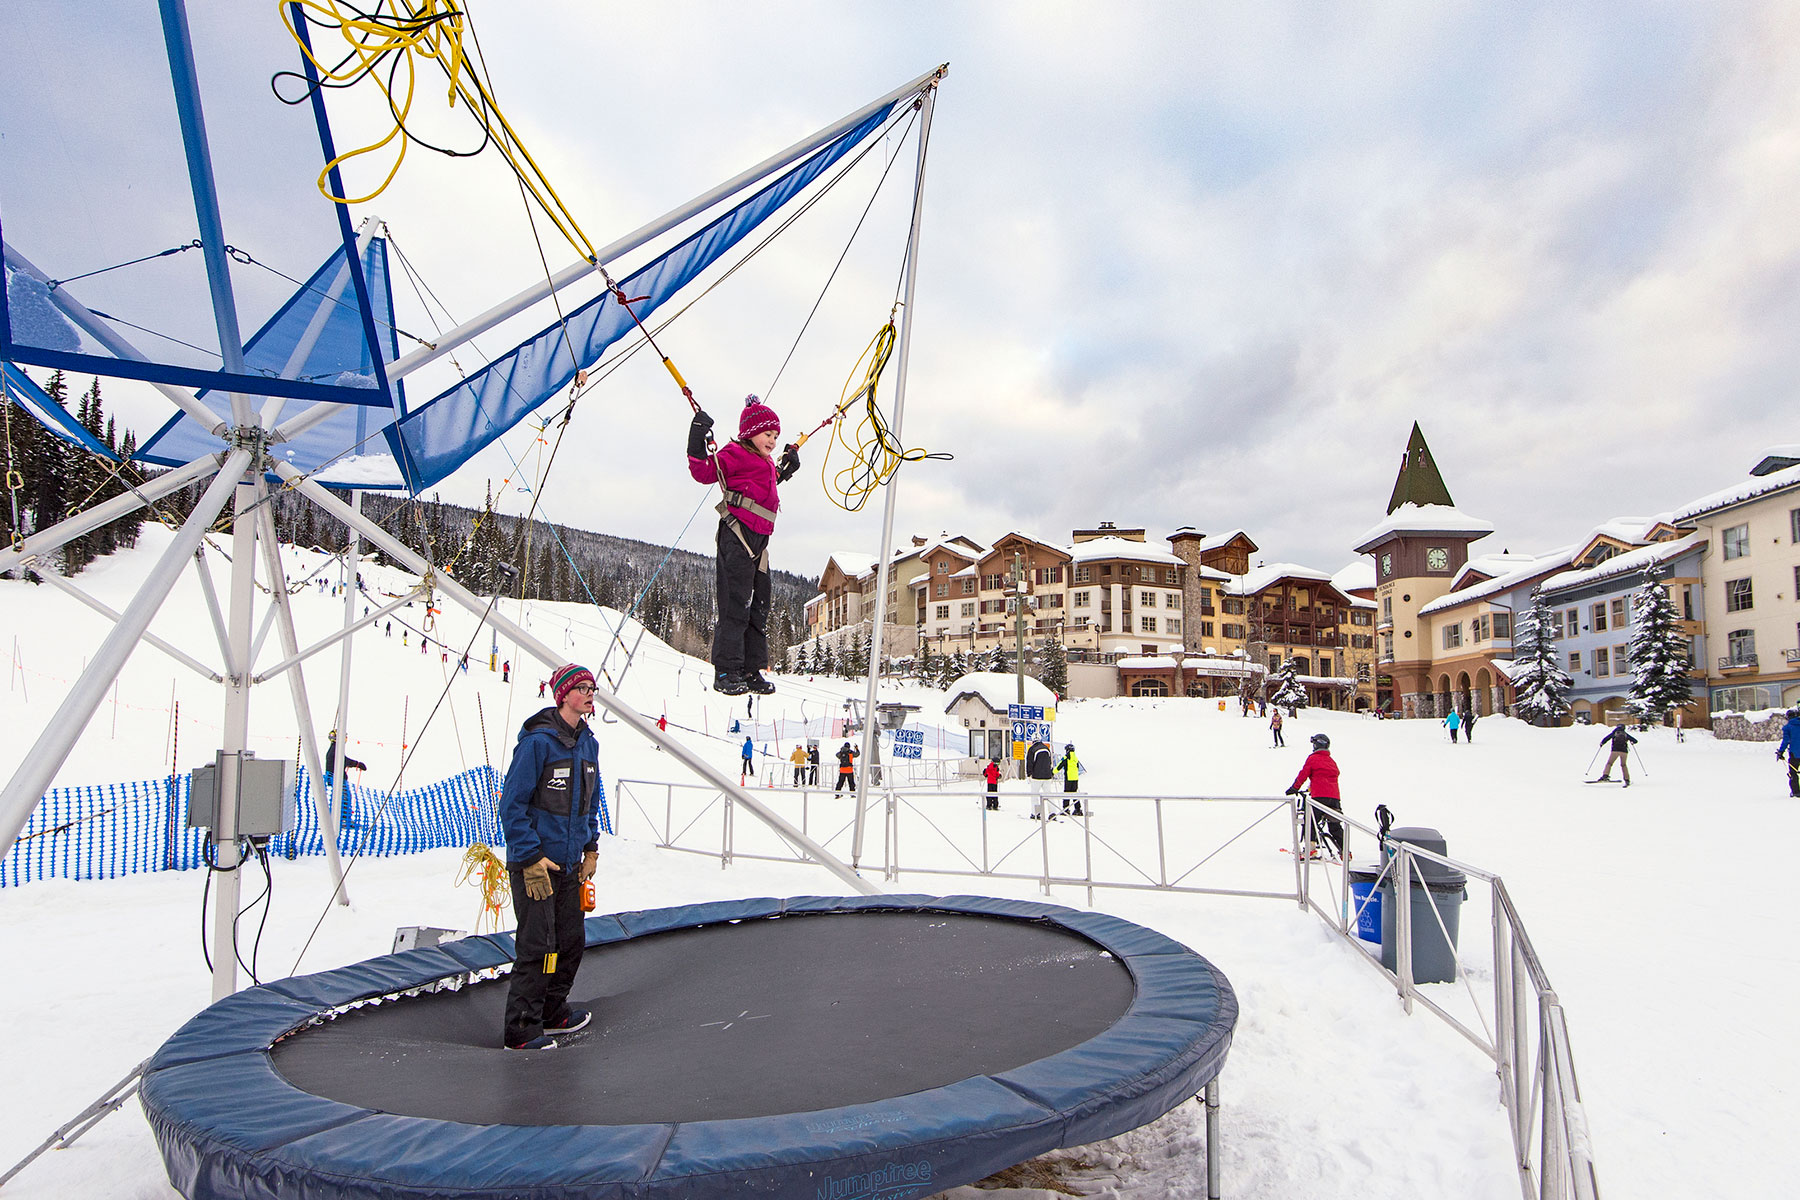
[551,663,595,706]
[738,395,780,439]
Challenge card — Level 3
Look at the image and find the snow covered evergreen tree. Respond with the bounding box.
[1269,658,1306,713]
[1626,563,1692,725]
[1035,637,1069,696]
[1511,588,1573,726]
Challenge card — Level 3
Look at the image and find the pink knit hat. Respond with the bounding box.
[738,395,780,439]
[550,663,595,706]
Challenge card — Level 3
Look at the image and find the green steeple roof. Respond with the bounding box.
[1385,423,1454,514]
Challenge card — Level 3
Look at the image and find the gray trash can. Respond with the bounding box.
[1378,826,1467,983]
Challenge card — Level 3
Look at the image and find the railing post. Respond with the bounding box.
[1396,846,1415,1014]
[1154,796,1168,887]
[721,792,732,870]
[1039,798,1053,895]
[979,796,990,875]
[1083,807,1094,907]
[1205,1077,1222,1200]
[663,783,673,847]
[1291,795,1306,908]
[1513,939,1531,1162]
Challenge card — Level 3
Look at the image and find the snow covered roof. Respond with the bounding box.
[1198,528,1254,552]
[825,551,877,581]
[891,534,984,565]
[1352,503,1495,553]
[1117,655,1179,670]
[1671,462,1800,522]
[942,672,1057,714]
[1118,654,1263,677]
[1228,562,1335,596]
[1452,551,1541,590]
[1330,560,1375,596]
[1418,547,1577,615]
[1751,445,1800,476]
[1068,536,1184,566]
[1538,532,1708,595]
[1189,564,1234,584]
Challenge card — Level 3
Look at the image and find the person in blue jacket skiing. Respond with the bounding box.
[1776,708,1800,798]
[498,662,604,1050]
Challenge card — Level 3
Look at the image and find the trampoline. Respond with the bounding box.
[141,894,1237,1200]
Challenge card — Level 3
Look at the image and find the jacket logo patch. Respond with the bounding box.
[547,766,571,791]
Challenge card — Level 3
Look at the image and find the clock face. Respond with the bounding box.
[1427,547,1449,571]
[1379,553,1391,577]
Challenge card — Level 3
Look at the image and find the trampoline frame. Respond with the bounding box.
[141,894,1237,1200]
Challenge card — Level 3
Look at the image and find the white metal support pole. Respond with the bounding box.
[254,583,419,684]
[0,449,248,860]
[0,451,220,578]
[276,464,879,896]
[210,467,261,1001]
[27,567,223,681]
[255,498,349,904]
[191,546,234,664]
[851,78,941,869]
[328,491,362,879]
[1205,1078,1222,1200]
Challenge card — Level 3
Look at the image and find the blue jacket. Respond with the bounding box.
[500,707,603,868]
[1777,716,1800,759]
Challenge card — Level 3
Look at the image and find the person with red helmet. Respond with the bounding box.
[1286,732,1344,861]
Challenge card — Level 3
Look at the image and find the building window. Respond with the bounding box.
[960,602,975,617]
[961,578,976,594]
[1166,568,1179,584]
[1549,609,1563,639]
[1200,621,1214,637]
[1140,615,1157,632]
[1380,552,1392,578]
[1592,603,1607,632]
[1167,619,1182,635]
[1727,628,1756,665]
[1594,647,1609,676]
[1292,657,1310,675]
[1726,577,1753,612]
[1357,662,1372,681]
[1614,644,1629,677]
[1223,623,1245,639]
[1569,651,1580,672]
[936,581,948,598]
[1139,590,1155,607]
[1610,597,1628,628]
[1566,608,1580,635]
[935,604,949,619]
[1722,523,1750,560]
[1472,615,1489,642]
[1075,566,1090,583]
[1035,566,1062,584]
[1040,592,1063,609]
[1493,612,1511,638]
[1443,623,1462,649]
[937,561,949,573]
[1224,597,1245,615]
[1101,565,1113,577]
[1381,596,1392,622]
[1168,593,1181,610]
[1073,591,1090,608]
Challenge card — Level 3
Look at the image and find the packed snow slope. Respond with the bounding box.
[1,526,1794,1199]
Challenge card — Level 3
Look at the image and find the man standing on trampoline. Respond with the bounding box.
[499,662,603,1050]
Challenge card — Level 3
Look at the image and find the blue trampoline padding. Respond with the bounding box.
[141,894,1237,1200]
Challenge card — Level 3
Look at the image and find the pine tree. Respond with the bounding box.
[988,643,1010,674]
[915,641,935,685]
[1269,658,1306,713]
[1512,588,1573,726]
[1036,636,1069,696]
[949,649,970,683]
[1626,564,1692,726]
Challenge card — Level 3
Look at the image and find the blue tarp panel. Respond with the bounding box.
[135,237,409,487]
[140,894,1238,1200]
[0,360,118,459]
[389,102,899,491]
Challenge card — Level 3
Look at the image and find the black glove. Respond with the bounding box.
[1284,786,1299,796]
[777,444,800,481]
[687,410,714,459]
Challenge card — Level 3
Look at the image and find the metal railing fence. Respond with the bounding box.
[613,777,1598,1200]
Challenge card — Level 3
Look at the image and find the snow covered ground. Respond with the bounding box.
[2,527,1795,1198]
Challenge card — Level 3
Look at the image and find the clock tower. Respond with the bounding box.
[1352,424,1493,717]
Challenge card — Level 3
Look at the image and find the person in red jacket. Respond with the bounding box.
[687,396,802,697]
[1286,732,1345,860]
[982,759,1002,810]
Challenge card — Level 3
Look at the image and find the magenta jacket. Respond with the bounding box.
[689,439,781,535]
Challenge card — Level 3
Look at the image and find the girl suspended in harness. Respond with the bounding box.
[688,396,801,696]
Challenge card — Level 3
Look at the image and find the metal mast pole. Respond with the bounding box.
[851,77,943,870]
[329,489,362,889]
[1014,551,1027,704]
[210,470,260,1001]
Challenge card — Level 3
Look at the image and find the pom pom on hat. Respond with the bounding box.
[739,395,780,439]
[551,663,596,706]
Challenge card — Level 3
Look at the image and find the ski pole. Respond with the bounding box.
[1631,744,1650,779]
[1583,744,1603,779]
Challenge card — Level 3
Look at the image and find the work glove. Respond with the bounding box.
[578,849,598,883]
[1284,786,1299,797]
[687,410,715,459]
[777,444,801,481]
[522,857,559,901]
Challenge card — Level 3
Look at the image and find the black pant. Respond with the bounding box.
[793,767,806,787]
[1308,796,1344,855]
[1272,728,1283,746]
[985,781,999,810]
[836,772,855,792]
[1789,758,1799,797]
[712,522,770,676]
[504,862,586,1047]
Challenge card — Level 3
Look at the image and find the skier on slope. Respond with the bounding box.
[1594,723,1637,786]
[1775,709,1800,798]
[1286,733,1344,860]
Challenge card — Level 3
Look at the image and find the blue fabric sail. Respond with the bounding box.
[1,361,118,460]
[135,237,409,487]
[390,102,898,491]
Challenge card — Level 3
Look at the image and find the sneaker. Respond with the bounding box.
[544,1007,591,1035]
[744,672,777,695]
[505,1035,559,1051]
[714,672,750,696]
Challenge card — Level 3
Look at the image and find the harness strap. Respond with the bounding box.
[716,503,771,573]
[719,489,778,525]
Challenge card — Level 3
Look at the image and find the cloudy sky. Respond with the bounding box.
[6,1,1799,580]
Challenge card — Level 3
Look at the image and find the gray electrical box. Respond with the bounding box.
[188,753,296,839]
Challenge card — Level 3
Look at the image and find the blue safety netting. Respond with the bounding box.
[1,360,118,460]
[389,102,899,491]
[0,763,607,888]
[134,236,409,487]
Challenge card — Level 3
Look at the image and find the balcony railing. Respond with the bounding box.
[1718,655,1758,671]
[1785,648,1800,665]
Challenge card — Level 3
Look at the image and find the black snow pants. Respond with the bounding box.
[504,862,587,1047]
[712,521,771,677]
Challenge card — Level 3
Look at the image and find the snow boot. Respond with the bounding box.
[745,672,777,695]
[545,1007,592,1035]
[505,1035,559,1051]
[714,672,750,696]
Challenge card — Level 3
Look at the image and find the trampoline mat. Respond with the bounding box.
[271,909,1136,1125]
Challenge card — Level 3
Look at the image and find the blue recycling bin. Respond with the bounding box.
[1346,863,1383,943]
